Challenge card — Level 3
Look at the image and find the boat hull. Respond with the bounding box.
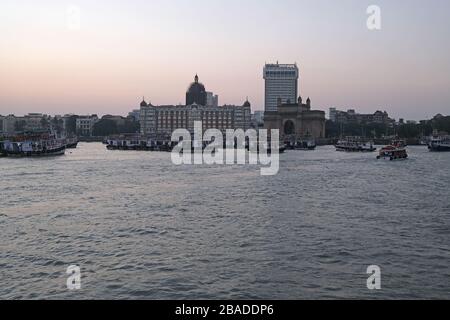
[335,146,376,152]
[377,154,408,160]
[429,145,450,152]
[65,142,78,149]
[6,146,66,157]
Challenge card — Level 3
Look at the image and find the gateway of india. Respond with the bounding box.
[263,63,326,141]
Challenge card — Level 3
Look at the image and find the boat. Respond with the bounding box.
[2,132,66,157]
[295,137,316,150]
[0,140,6,157]
[377,144,408,160]
[64,136,78,149]
[335,137,376,152]
[428,135,450,152]
[106,135,173,152]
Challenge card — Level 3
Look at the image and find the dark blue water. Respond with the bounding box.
[0,143,449,299]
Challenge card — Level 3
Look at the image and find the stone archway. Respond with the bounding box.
[283,120,295,135]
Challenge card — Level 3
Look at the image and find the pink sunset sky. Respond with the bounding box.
[1,0,449,120]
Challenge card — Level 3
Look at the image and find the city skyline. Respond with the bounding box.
[1,0,450,120]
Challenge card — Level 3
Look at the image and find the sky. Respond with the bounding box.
[1,0,449,120]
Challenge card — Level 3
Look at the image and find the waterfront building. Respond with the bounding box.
[329,108,394,126]
[23,113,49,131]
[76,115,99,136]
[140,76,251,138]
[263,63,299,112]
[3,115,19,134]
[0,114,48,134]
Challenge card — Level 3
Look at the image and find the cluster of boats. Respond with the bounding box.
[335,137,408,160]
[0,132,78,157]
[2,131,449,159]
[333,134,450,161]
[105,135,287,154]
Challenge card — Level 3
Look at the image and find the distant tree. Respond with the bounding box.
[397,123,421,138]
[432,116,450,133]
[92,119,118,136]
[118,118,140,134]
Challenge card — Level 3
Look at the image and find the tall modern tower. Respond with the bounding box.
[263,63,299,112]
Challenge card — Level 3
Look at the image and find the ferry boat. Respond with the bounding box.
[428,135,450,152]
[2,132,66,157]
[377,144,408,160]
[106,135,173,152]
[335,137,376,152]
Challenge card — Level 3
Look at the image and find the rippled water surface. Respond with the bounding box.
[0,143,449,299]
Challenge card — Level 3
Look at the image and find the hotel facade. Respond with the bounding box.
[140,75,251,138]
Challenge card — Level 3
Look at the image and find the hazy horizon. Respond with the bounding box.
[1,0,450,120]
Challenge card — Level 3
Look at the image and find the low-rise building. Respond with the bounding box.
[76,115,99,136]
[1,115,21,135]
[329,108,395,126]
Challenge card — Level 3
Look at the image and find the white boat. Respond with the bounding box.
[428,135,450,152]
[335,137,376,152]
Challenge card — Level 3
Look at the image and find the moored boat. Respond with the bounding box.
[428,135,450,152]
[2,132,66,157]
[0,140,6,157]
